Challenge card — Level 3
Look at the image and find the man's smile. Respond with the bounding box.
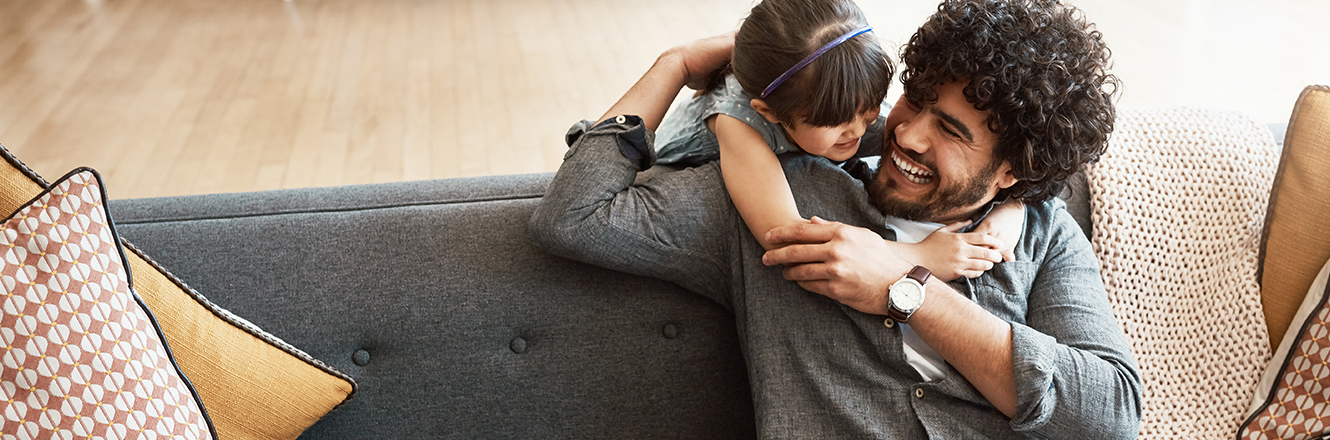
[890,149,935,185]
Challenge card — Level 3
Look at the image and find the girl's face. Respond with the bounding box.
[783,106,879,161]
[751,98,880,162]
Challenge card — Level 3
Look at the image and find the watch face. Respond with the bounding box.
[891,280,924,311]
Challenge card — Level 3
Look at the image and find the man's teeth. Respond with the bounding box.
[891,151,934,184]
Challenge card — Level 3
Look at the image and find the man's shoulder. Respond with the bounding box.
[1025,197,1086,237]
[780,155,886,228]
[1019,196,1096,263]
[780,154,864,190]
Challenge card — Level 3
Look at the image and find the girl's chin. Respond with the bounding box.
[818,139,861,161]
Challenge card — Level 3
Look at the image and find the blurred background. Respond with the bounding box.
[0,0,1325,199]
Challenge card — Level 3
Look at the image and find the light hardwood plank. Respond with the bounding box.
[0,0,1323,199]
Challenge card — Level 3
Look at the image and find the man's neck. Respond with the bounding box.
[940,195,1009,232]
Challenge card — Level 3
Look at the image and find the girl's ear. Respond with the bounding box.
[750,99,783,124]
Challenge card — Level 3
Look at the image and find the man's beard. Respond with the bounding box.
[867,151,1002,222]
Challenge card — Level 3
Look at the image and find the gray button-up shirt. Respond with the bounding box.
[532,116,1142,439]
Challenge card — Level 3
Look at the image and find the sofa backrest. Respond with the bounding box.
[112,174,756,439]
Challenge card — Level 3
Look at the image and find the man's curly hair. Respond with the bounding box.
[901,0,1119,202]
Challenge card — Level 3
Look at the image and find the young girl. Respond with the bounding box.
[654,0,1021,281]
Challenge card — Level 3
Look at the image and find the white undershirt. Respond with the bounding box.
[883,218,951,382]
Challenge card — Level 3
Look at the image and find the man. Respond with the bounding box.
[531,0,1142,438]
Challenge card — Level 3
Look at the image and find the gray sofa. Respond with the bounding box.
[111,166,1093,438]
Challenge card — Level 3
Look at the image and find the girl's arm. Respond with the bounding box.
[903,221,1005,281]
[899,199,1025,281]
[712,114,805,250]
[970,198,1025,262]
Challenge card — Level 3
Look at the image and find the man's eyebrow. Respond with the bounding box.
[931,108,973,142]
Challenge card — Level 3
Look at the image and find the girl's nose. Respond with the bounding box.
[845,111,875,139]
[845,120,868,139]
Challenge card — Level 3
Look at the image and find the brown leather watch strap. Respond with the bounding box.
[907,265,932,285]
[887,303,912,322]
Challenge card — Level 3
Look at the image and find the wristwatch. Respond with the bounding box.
[887,266,932,323]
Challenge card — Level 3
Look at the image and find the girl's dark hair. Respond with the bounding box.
[901,0,1120,202]
[731,0,894,127]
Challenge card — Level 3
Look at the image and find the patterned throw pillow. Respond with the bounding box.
[1239,256,1330,439]
[0,145,353,440]
[1,169,215,439]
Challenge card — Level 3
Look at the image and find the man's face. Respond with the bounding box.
[868,81,1017,223]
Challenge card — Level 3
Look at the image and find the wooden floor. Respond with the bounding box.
[0,0,1326,199]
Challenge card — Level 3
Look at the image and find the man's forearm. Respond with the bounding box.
[597,54,688,130]
[760,219,1133,433]
[596,31,734,129]
[909,282,1017,417]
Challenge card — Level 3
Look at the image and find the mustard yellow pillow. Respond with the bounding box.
[1262,85,1330,347]
[0,146,355,440]
[1241,256,1330,439]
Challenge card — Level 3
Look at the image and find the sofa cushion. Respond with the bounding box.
[1,169,215,439]
[1262,85,1330,347]
[1240,256,1330,439]
[0,145,355,440]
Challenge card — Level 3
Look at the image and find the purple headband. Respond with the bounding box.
[759,25,874,99]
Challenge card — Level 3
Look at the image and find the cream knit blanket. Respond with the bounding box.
[1087,108,1279,439]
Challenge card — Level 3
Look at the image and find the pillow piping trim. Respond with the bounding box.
[1236,268,1330,437]
[1257,84,1330,284]
[119,238,359,406]
[0,144,358,410]
[0,142,51,187]
[4,167,219,439]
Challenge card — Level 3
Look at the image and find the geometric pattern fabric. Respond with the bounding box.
[1240,265,1330,440]
[0,169,214,439]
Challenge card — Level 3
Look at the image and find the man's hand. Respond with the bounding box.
[762,217,913,315]
[599,31,734,130]
[662,31,735,91]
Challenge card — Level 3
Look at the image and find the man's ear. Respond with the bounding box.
[996,162,1018,190]
[750,99,783,124]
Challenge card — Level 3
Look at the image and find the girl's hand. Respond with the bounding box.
[971,199,1025,262]
[906,221,1005,281]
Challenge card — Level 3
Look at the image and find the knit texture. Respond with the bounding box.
[1088,108,1279,439]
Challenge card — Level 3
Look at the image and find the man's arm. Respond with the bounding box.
[762,211,1141,437]
[530,33,740,302]
[760,217,1019,415]
[595,32,735,130]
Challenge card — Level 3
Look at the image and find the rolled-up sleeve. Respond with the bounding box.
[1008,207,1143,439]
[531,116,738,305]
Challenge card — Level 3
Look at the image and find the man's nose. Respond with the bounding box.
[894,115,928,153]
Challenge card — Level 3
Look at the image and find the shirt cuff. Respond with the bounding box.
[1009,322,1058,431]
[564,115,657,170]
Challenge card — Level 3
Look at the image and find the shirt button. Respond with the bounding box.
[915,388,925,399]
[615,115,627,124]
[883,318,896,328]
